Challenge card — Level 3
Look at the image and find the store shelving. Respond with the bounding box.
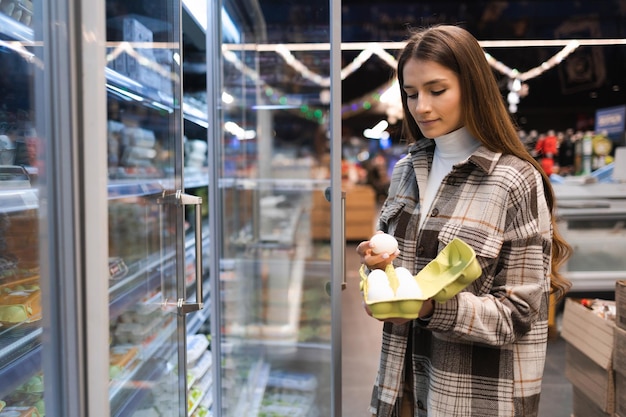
[0,11,31,42]
[0,327,42,399]
[0,189,37,214]
[2,0,337,414]
[555,182,626,292]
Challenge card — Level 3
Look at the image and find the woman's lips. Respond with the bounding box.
[418,119,438,127]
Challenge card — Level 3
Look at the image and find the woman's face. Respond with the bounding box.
[402,58,464,139]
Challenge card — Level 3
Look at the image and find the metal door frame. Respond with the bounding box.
[38,1,110,416]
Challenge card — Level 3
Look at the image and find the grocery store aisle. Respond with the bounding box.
[341,243,383,417]
[341,243,573,417]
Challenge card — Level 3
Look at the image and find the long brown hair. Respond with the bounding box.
[397,24,572,300]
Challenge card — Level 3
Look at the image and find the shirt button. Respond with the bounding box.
[417,400,425,410]
[417,246,424,255]
[430,208,439,217]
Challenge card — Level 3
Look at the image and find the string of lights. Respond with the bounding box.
[105,38,622,122]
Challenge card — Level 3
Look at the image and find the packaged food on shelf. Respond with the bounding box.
[0,406,41,417]
[266,370,318,392]
[116,292,162,325]
[107,120,125,167]
[0,0,33,27]
[2,374,44,416]
[192,389,213,417]
[184,139,208,168]
[108,199,160,260]
[113,315,164,345]
[187,334,210,366]
[188,369,212,414]
[191,405,210,417]
[14,375,43,395]
[0,275,41,324]
[259,386,316,417]
[130,408,159,417]
[109,345,139,379]
[108,257,128,281]
[187,349,212,387]
[0,135,15,165]
[2,210,38,270]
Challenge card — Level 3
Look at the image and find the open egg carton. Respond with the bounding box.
[360,238,482,319]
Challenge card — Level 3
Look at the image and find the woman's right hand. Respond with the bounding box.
[356,232,399,270]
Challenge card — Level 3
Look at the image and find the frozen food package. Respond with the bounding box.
[0,276,41,323]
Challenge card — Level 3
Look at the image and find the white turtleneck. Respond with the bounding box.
[419,127,481,229]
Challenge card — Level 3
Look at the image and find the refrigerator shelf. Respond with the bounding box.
[0,13,205,129]
[0,11,31,42]
[109,230,208,320]
[188,365,213,415]
[0,326,41,399]
[110,356,171,417]
[0,189,38,214]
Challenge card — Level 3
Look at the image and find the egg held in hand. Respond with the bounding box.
[366,269,395,301]
[370,233,399,255]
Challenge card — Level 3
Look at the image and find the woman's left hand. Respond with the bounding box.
[418,299,435,319]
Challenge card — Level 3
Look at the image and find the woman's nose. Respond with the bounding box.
[414,95,430,113]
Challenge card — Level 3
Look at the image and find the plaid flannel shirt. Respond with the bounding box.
[369,139,552,417]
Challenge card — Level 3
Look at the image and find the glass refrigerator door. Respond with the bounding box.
[0,4,45,417]
[106,1,201,416]
[207,0,341,415]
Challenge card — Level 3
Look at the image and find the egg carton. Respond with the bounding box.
[360,238,482,319]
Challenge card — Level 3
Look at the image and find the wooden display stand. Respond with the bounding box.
[310,183,377,241]
[310,190,332,240]
[344,184,376,241]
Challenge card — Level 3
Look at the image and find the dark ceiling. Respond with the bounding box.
[183,0,626,135]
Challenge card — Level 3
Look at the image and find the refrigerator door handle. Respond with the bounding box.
[324,187,347,295]
[340,190,347,290]
[158,190,204,314]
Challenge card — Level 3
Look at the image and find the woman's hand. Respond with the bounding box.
[418,299,435,320]
[356,231,399,270]
[358,231,422,325]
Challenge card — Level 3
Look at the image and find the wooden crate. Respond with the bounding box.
[562,298,616,414]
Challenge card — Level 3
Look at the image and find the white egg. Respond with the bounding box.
[370,233,399,255]
[396,283,423,299]
[394,267,414,281]
[395,269,423,299]
[367,285,395,301]
[367,269,390,286]
[367,269,395,301]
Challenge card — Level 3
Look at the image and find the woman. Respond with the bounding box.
[357,25,571,417]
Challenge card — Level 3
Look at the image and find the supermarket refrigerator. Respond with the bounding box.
[0,0,342,416]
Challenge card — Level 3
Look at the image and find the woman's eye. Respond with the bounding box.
[432,89,445,96]
[406,93,418,99]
